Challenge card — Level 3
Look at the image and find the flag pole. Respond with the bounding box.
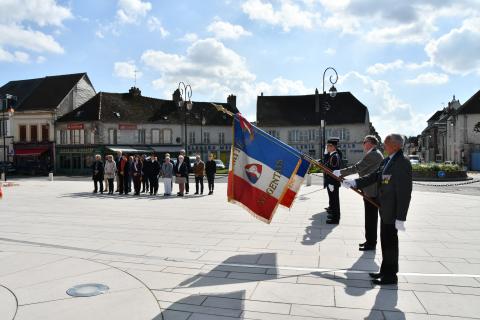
[210,103,380,209]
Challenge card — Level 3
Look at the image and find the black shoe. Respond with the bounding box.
[372,277,398,285]
[185,191,189,194]
[194,192,199,195]
[369,273,383,279]
[359,245,376,251]
[178,193,184,197]
[359,242,367,247]
[325,207,330,211]
[326,219,339,224]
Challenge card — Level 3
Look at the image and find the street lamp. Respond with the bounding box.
[173,82,193,155]
[2,94,16,181]
[315,67,338,158]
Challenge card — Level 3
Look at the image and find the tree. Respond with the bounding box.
[474,122,480,133]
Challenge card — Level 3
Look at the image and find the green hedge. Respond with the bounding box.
[412,163,461,172]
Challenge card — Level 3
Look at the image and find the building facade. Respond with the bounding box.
[0,73,96,174]
[55,87,238,175]
[256,91,373,165]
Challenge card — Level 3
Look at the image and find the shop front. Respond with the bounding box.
[56,146,103,175]
[14,143,53,175]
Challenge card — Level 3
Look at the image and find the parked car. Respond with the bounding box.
[408,154,420,165]
[214,159,226,170]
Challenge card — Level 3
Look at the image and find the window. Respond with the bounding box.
[138,129,146,144]
[151,129,160,144]
[189,131,196,144]
[0,119,6,137]
[162,129,172,144]
[299,130,308,142]
[308,129,319,141]
[59,130,68,144]
[30,125,38,142]
[203,132,210,144]
[70,129,84,144]
[42,125,49,142]
[288,130,300,143]
[108,129,117,144]
[267,130,280,139]
[218,132,225,145]
[19,125,27,142]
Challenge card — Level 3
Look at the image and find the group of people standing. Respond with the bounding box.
[323,134,412,286]
[91,150,217,197]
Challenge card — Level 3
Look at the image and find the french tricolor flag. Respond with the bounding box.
[227,114,306,223]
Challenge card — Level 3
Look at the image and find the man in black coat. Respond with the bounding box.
[141,155,151,193]
[205,153,217,195]
[149,156,161,195]
[91,154,104,194]
[343,134,412,285]
[323,139,342,224]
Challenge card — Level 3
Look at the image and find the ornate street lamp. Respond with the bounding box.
[2,94,16,181]
[173,82,193,154]
[315,67,338,158]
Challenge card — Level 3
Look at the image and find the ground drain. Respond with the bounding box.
[66,283,109,297]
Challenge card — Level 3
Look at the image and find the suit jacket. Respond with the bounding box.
[340,148,384,197]
[324,151,341,187]
[174,161,189,177]
[356,151,412,224]
[91,160,104,180]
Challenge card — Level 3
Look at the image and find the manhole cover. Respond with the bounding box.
[66,283,109,297]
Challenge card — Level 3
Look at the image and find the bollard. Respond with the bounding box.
[1,172,5,181]
[306,173,312,186]
[49,172,54,181]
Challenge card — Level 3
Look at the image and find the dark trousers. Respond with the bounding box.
[207,175,214,191]
[118,174,124,194]
[380,221,399,279]
[195,176,204,194]
[107,178,114,194]
[93,179,103,193]
[142,176,149,192]
[327,185,340,220]
[149,175,159,194]
[124,174,131,194]
[364,198,379,246]
[185,174,189,193]
[133,174,142,195]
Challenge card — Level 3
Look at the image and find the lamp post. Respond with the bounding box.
[2,94,16,181]
[200,108,206,160]
[174,82,193,155]
[315,67,338,158]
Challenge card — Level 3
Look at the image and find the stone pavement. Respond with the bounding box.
[0,176,479,320]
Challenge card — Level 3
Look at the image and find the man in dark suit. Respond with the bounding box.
[343,134,412,285]
[91,154,104,194]
[324,139,342,224]
[334,135,384,251]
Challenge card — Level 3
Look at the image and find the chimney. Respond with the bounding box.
[129,86,141,97]
[227,94,236,109]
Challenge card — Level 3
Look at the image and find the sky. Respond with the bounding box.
[1,0,480,139]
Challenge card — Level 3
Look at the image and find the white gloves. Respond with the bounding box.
[333,170,341,177]
[328,184,334,192]
[324,147,328,155]
[342,179,356,189]
[395,220,406,232]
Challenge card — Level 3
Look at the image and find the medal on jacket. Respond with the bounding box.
[382,174,391,184]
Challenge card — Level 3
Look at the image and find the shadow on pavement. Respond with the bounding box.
[301,211,338,245]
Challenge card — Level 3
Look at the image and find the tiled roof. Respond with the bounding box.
[57,90,239,126]
[457,90,480,114]
[256,92,368,126]
[0,73,88,111]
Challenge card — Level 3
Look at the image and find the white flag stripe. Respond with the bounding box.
[233,147,291,200]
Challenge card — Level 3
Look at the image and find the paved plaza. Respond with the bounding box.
[1,175,480,320]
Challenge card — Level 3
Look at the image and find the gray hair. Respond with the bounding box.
[386,134,404,147]
[363,135,378,145]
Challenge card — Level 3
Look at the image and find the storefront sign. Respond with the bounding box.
[119,124,137,130]
[67,123,84,130]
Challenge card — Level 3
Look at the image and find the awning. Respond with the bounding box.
[106,146,153,154]
[151,146,183,152]
[15,147,49,156]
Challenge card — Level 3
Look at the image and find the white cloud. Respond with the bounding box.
[405,72,449,85]
[0,24,64,54]
[324,48,336,55]
[367,59,404,75]
[179,33,199,43]
[114,61,142,80]
[426,17,480,75]
[147,17,169,38]
[0,48,30,63]
[36,56,46,63]
[339,71,429,137]
[207,19,252,39]
[116,0,152,24]
[0,0,72,27]
[242,0,321,32]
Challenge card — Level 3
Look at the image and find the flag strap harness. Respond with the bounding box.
[211,103,380,211]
